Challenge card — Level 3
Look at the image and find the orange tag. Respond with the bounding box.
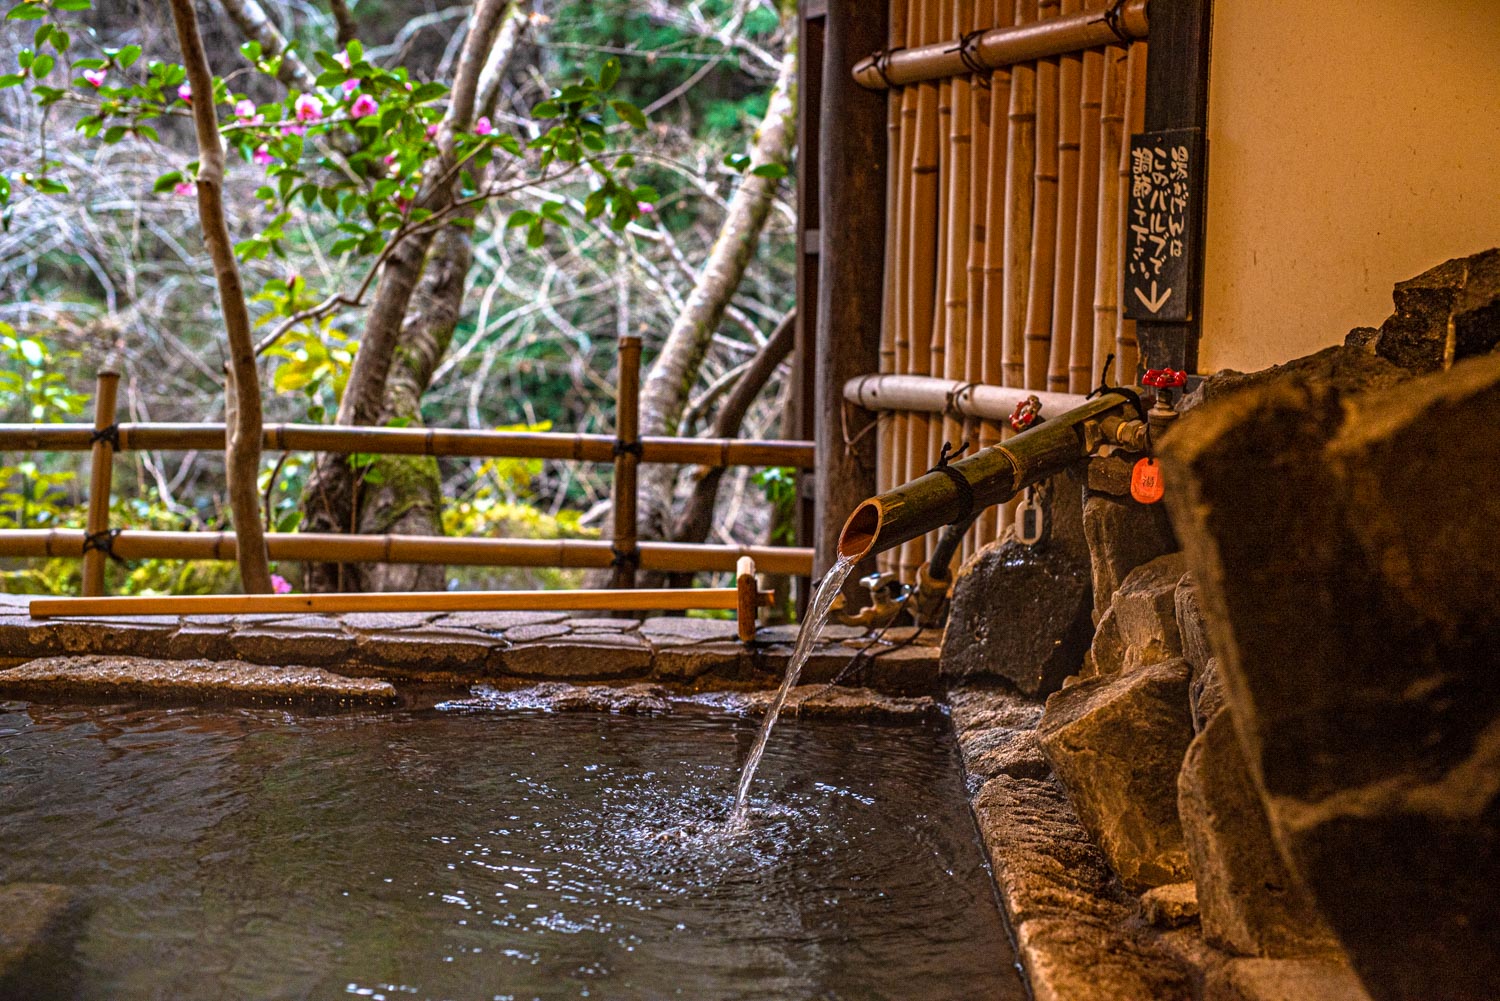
[1131,457,1164,504]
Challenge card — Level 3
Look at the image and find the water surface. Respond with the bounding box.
[0,699,1022,1001]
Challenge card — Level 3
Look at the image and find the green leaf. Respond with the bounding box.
[152,170,182,193]
[599,57,621,91]
[751,162,788,179]
[5,4,47,21]
[610,99,646,130]
[0,74,22,88]
[505,209,535,229]
[346,39,363,63]
[723,152,751,172]
[239,41,262,63]
[55,0,92,9]
[33,176,67,194]
[531,99,560,119]
[116,44,140,68]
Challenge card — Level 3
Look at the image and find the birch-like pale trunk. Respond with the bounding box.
[298,0,514,592]
[167,0,273,594]
[633,45,797,544]
[215,0,319,91]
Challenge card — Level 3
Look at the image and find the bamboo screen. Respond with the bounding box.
[877,0,1146,579]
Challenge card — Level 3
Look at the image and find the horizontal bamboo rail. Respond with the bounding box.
[0,423,814,469]
[0,529,814,577]
[845,373,1089,420]
[28,586,772,620]
[853,0,1147,90]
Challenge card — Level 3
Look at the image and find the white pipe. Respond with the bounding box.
[843,374,1091,423]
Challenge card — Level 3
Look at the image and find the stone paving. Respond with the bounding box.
[0,592,940,695]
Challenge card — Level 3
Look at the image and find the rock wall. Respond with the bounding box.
[948,249,1500,1001]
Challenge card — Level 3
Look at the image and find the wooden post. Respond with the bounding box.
[1132,0,1211,377]
[81,367,120,597]
[736,555,759,642]
[611,335,642,588]
[814,0,887,590]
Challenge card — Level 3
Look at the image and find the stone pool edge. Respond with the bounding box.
[0,593,940,696]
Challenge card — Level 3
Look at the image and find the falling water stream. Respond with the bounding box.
[727,554,859,827]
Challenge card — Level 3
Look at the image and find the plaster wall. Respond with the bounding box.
[1200,0,1500,373]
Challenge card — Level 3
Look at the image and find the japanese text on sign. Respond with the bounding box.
[1123,128,1201,323]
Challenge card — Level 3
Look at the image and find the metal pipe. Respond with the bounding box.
[837,390,1136,561]
[853,0,1148,91]
[845,373,1089,421]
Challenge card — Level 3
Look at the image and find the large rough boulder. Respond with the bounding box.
[1364,247,1500,372]
[1179,712,1338,957]
[941,539,1094,696]
[1160,350,1500,1001]
[1081,491,1178,621]
[1038,658,1195,892]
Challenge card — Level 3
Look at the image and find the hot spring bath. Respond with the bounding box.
[0,696,1024,1000]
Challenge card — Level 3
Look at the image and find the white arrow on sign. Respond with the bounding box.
[1133,280,1173,314]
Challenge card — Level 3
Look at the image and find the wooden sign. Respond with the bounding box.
[1123,127,1204,324]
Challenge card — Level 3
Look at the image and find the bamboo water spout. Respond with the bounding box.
[837,389,1144,562]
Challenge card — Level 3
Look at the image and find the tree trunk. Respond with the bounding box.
[300,0,514,592]
[634,45,798,544]
[168,0,273,594]
[669,308,795,547]
[216,0,319,91]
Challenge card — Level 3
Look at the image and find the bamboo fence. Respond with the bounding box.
[0,335,815,596]
[864,0,1149,576]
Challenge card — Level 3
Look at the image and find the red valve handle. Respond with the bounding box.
[1142,368,1187,389]
[1009,395,1043,432]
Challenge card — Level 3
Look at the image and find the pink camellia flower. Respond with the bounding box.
[270,574,292,595]
[177,82,192,104]
[342,78,360,95]
[233,98,259,121]
[293,92,322,122]
[282,123,307,136]
[474,116,493,136]
[638,202,656,214]
[349,94,378,119]
[82,69,106,88]
[425,122,440,139]
[173,180,196,197]
[251,145,274,166]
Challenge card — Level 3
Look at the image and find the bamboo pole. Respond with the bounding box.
[901,0,943,582]
[878,0,910,576]
[611,335,642,588]
[885,0,920,577]
[0,423,815,469]
[81,368,120,597]
[955,0,992,562]
[922,0,956,572]
[851,0,1148,89]
[998,0,1037,394]
[1023,0,1060,392]
[1116,39,1146,380]
[1047,0,1082,394]
[0,529,815,576]
[1092,43,1127,390]
[1068,23,1105,394]
[30,586,773,620]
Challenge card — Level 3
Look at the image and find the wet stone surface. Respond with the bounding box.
[0,600,941,698]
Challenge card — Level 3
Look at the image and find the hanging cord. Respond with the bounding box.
[926,439,976,526]
[1087,351,1147,423]
[791,590,927,710]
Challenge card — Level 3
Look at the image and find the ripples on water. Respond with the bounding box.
[0,699,1023,1001]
